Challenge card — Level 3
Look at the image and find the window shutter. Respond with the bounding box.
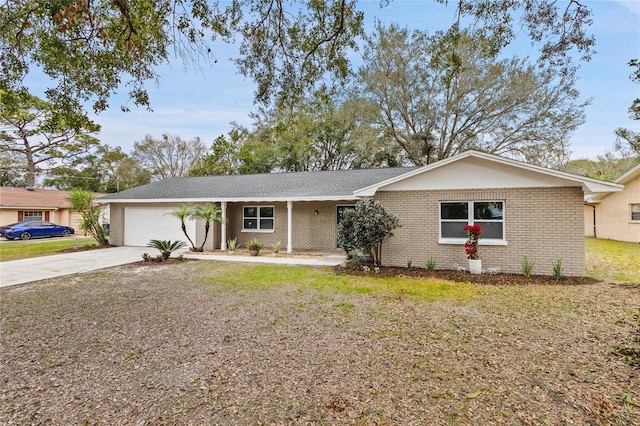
[18,211,23,221]
[45,211,50,221]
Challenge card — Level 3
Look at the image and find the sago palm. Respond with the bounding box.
[147,239,186,260]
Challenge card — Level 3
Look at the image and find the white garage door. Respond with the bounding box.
[124,207,196,247]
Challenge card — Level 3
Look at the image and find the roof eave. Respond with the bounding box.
[581,181,624,195]
[353,150,625,196]
[616,164,640,184]
[0,206,64,210]
[100,195,363,204]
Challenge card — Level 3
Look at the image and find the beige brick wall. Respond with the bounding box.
[109,201,352,250]
[376,187,586,276]
[227,201,353,250]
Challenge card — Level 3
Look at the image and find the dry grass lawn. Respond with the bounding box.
[1,260,639,425]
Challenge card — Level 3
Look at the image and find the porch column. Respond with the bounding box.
[287,200,293,253]
[220,201,227,251]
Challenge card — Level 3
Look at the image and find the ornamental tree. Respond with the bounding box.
[166,204,197,250]
[337,200,399,266]
[68,189,109,247]
[189,204,224,252]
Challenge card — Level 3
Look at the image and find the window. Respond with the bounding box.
[631,204,640,222]
[440,201,505,243]
[23,211,43,221]
[243,206,274,231]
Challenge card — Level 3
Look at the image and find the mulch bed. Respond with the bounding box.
[334,265,601,285]
[131,252,600,286]
[56,245,601,286]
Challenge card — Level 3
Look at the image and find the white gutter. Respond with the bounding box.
[99,195,364,204]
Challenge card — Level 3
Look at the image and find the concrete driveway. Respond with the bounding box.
[0,247,346,288]
[0,246,151,288]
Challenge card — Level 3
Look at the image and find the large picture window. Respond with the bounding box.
[243,206,274,231]
[440,201,505,243]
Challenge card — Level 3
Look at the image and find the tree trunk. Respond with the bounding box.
[24,144,36,187]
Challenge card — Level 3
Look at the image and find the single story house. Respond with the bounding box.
[0,187,82,228]
[100,150,623,276]
[584,163,640,243]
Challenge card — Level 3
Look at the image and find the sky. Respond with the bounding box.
[85,0,640,161]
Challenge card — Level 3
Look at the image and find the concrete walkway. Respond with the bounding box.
[0,247,346,288]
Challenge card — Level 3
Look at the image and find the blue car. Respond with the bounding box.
[0,221,75,240]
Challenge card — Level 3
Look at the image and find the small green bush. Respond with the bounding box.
[425,257,436,272]
[246,239,263,251]
[552,259,563,280]
[522,256,535,277]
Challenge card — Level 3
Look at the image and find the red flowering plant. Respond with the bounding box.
[463,224,482,260]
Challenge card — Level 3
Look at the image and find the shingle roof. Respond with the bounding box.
[99,168,415,202]
[0,187,74,209]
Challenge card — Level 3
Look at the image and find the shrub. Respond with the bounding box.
[337,200,400,266]
[227,238,238,251]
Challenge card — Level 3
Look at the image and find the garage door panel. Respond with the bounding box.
[124,207,196,247]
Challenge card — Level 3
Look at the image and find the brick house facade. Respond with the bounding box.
[378,187,586,276]
[101,151,622,276]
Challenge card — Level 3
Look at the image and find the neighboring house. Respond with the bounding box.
[584,164,640,243]
[0,187,107,231]
[100,151,623,276]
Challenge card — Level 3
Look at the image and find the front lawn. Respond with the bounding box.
[586,237,640,283]
[1,261,638,424]
[0,237,96,261]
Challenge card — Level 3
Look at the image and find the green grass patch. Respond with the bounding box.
[0,238,97,261]
[205,263,479,303]
[586,237,640,284]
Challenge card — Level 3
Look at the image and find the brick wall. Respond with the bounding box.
[376,187,586,276]
[226,201,353,251]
